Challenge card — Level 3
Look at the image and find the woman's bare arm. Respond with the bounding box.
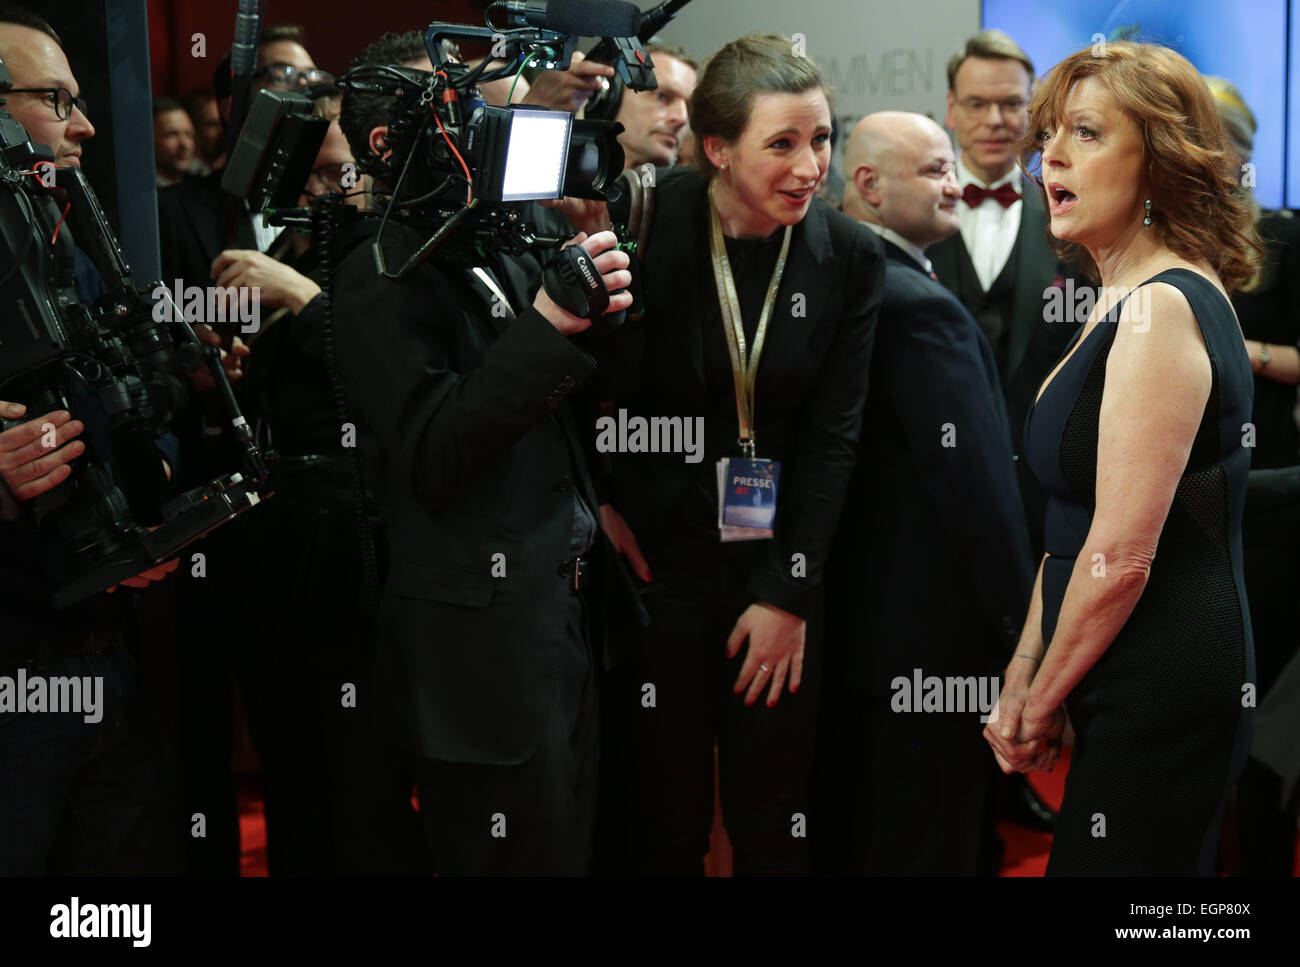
[1022,282,1213,722]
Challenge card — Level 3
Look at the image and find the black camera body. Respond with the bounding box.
[0,58,273,608]
[334,5,658,269]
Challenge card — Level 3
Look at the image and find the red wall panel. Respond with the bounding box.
[150,0,485,96]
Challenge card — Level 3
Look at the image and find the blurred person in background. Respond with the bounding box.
[1207,75,1300,877]
[153,97,195,186]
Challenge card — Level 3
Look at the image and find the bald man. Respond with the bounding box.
[814,111,1035,875]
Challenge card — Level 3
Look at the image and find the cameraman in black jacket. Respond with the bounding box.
[329,31,630,875]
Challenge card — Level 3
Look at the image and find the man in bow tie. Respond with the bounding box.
[929,30,1079,564]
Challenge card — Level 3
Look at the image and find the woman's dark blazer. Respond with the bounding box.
[596,166,886,619]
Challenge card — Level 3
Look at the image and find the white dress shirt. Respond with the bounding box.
[864,222,934,277]
[956,155,1022,293]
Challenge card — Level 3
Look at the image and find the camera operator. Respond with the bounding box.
[190,93,429,876]
[331,30,630,875]
[0,6,180,874]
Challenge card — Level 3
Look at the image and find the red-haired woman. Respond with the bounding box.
[983,42,1264,875]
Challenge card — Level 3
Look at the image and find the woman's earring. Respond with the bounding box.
[1143,198,1152,228]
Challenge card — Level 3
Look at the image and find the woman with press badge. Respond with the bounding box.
[592,35,885,875]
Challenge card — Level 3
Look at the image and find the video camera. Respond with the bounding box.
[330,0,658,272]
[0,56,274,608]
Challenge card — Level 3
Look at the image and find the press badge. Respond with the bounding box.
[716,457,780,541]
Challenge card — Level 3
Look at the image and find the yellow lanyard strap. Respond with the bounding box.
[707,180,792,456]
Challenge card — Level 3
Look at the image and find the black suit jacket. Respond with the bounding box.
[929,178,1079,556]
[156,172,260,290]
[825,240,1035,692]
[331,217,603,765]
[599,166,885,619]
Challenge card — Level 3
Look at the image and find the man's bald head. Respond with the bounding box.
[842,110,960,249]
[844,112,945,208]
[0,21,95,166]
[844,112,912,187]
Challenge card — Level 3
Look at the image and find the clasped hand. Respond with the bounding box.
[983,666,1065,773]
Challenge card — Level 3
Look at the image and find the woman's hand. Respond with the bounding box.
[534,231,631,335]
[1018,704,1067,772]
[599,503,651,582]
[726,602,805,707]
[983,655,1042,773]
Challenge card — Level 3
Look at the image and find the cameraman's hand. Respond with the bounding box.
[534,231,631,336]
[105,557,180,593]
[0,403,85,503]
[541,197,612,239]
[211,249,321,314]
[522,51,613,114]
[187,324,250,394]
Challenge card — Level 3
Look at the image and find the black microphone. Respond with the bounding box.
[635,0,692,42]
[499,0,641,37]
[224,0,261,159]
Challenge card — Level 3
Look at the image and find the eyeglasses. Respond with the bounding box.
[6,87,88,120]
[956,96,1028,118]
[307,162,348,192]
[253,63,335,91]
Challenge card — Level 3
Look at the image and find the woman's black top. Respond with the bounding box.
[596,166,885,618]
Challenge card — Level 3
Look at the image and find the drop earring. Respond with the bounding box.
[1143,198,1152,228]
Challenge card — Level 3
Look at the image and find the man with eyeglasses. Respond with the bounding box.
[0,5,185,876]
[249,23,331,94]
[156,24,361,876]
[158,24,330,292]
[930,31,1078,556]
[928,29,1076,859]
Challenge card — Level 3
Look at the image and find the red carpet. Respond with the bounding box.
[237,745,1297,876]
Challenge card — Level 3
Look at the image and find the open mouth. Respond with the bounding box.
[1047,182,1077,213]
[779,186,814,204]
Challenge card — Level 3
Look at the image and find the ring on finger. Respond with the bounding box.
[758,664,771,674]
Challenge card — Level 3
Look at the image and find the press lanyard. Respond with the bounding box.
[707,180,792,457]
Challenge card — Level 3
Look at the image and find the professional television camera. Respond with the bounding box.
[331,0,656,287]
[0,56,274,609]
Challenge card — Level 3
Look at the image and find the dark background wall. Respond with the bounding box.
[35,0,491,278]
[46,0,158,279]
[149,0,487,97]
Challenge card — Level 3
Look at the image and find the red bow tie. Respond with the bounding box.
[962,182,1021,208]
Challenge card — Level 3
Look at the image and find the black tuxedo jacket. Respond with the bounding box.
[929,178,1079,557]
[331,217,604,765]
[928,176,1079,441]
[156,172,260,290]
[599,166,885,619]
[824,240,1035,692]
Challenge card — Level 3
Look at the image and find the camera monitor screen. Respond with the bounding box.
[499,108,572,202]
